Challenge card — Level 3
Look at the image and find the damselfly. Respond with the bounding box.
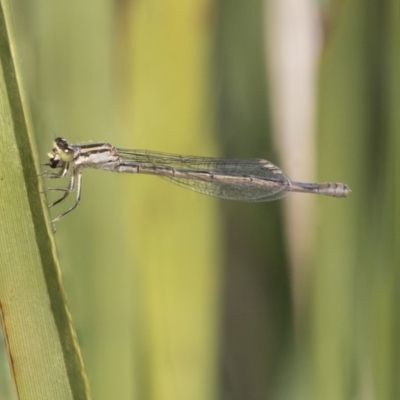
[42,138,351,229]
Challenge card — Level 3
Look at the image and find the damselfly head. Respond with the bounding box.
[47,137,76,168]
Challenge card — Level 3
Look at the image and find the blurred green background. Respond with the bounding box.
[1,0,398,399]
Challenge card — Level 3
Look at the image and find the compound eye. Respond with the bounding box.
[54,137,75,162]
[59,147,74,162]
[55,137,69,150]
